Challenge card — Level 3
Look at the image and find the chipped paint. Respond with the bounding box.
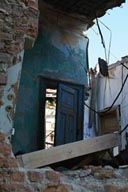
[12,8,89,153]
[40,6,88,49]
[0,50,24,137]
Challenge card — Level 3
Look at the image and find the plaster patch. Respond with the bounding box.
[0,51,24,135]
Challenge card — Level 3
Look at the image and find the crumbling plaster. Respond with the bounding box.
[0,0,39,138]
[12,5,89,154]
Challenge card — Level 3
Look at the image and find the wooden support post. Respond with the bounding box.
[17,133,120,169]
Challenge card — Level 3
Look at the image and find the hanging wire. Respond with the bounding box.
[85,66,128,114]
[84,102,99,114]
[103,73,128,113]
[119,124,128,135]
[96,18,108,63]
[121,62,128,70]
[98,19,112,64]
[90,27,118,61]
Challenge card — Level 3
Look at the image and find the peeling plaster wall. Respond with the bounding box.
[0,0,39,139]
[12,7,89,154]
[0,51,24,136]
[96,59,128,150]
[38,6,88,83]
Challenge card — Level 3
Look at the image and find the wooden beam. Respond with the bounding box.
[17,133,120,169]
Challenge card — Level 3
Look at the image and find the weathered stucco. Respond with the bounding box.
[12,7,89,154]
[0,51,24,136]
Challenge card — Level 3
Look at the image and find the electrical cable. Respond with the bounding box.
[96,18,107,62]
[119,124,128,135]
[84,102,99,114]
[98,19,112,64]
[85,67,128,115]
[121,62,128,70]
[90,26,118,61]
[104,73,128,113]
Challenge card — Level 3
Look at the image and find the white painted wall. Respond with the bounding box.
[83,96,96,140]
[0,51,24,139]
[96,61,128,150]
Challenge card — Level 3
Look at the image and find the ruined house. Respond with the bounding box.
[0,0,127,191]
[95,56,128,159]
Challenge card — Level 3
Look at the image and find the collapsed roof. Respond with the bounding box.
[41,0,125,20]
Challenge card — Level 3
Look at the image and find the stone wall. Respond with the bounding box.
[0,0,39,136]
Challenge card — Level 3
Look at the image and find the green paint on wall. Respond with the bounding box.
[12,28,88,154]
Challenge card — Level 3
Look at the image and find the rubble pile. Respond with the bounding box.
[59,165,128,192]
[0,131,128,192]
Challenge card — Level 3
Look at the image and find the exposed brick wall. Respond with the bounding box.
[0,132,117,191]
[0,2,71,190]
[1,133,128,192]
[0,0,39,107]
[0,131,71,192]
[0,3,77,191]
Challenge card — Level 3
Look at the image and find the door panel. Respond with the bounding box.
[39,79,84,148]
[55,83,81,146]
[39,79,46,149]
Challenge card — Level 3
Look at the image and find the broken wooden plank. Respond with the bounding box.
[17,133,120,169]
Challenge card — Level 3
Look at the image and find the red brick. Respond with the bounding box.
[10,43,22,53]
[26,5,39,18]
[104,185,127,192]
[0,183,32,192]
[12,6,24,17]
[0,170,6,182]
[27,170,43,182]
[28,19,38,31]
[91,166,102,173]
[0,42,5,49]
[0,158,4,168]
[0,99,4,107]
[0,32,13,41]
[0,132,6,143]
[7,157,18,168]
[57,184,70,192]
[44,184,70,192]
[0,53,13,65]
[45,170,60,183]
[28,0,38,10]
[44,186,57,192]
[122,187,128,192]
[0,157,18,168]
[27,28,38,38]
[0,73,7,85]
[0,143,12,156]
[10,170,25,182]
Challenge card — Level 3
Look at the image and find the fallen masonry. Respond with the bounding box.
[0,131,128,192]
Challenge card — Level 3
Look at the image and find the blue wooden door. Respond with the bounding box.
[55,83,83,146]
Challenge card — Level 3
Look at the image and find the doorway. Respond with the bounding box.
[45,88,57,148]
[39,78,84,149]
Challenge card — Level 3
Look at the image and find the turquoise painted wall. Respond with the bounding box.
[12,14,89,154]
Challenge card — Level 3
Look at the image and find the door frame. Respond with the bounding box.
[39,77,85,148]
